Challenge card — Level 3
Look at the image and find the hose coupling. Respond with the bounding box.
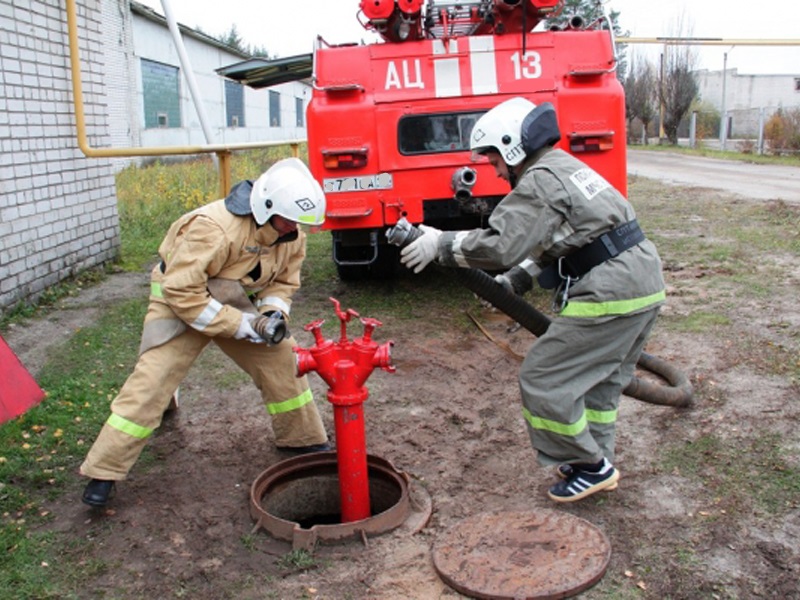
[385,217,423,248]
[451,166,477,202]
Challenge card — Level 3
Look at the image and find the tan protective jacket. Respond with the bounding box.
[141,193,306,352]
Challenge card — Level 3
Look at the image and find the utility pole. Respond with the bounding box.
[659,50,666,142]
[720,46,734,151]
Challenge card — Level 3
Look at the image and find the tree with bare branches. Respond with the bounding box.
[623,52,658,144]
[658,16,699,144]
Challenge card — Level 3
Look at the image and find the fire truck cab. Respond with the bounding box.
[220,1,626,280]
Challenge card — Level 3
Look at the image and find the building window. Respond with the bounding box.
[141,59,181,129]
[225,80,245,127]
[269,91,281,127]
[295,97,304,127]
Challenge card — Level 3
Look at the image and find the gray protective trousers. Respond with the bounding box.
[520,306,659,466]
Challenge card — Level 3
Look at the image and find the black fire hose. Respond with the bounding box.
[387,220,693,408]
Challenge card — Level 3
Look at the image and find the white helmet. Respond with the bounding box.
[250,158,326,226]
[469,97,537,167]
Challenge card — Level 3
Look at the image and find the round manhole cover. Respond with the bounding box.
[432,510,611,600]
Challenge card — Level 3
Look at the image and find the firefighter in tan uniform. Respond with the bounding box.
[401,98,666,503]
[81,158,330,508]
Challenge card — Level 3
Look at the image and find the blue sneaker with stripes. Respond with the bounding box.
[548,458,619,502]
[555,462,618,491]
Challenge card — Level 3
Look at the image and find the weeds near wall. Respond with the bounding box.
[115,145,304,270]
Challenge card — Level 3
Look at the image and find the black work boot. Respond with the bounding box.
[277,442,332,455]
[82,479,115,507]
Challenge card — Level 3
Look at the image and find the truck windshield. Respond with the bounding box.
[398,111,485,155]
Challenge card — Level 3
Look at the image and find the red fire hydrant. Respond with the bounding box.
[294,298,395,523]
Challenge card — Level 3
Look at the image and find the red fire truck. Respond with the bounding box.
[221,1,626,279]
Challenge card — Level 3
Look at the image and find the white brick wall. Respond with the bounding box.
[0,0,120,314]
[0,0,313,314]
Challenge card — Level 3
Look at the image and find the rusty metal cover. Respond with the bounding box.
[432,510,611,600]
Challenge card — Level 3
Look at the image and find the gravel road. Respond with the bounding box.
[627,149,800,203]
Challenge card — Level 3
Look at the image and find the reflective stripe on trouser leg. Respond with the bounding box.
[519,307,660,466]
[214,335,328,447]
[80,328,209,480]
[582,310,658,462]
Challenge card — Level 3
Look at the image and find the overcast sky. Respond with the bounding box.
[136,0,799,74]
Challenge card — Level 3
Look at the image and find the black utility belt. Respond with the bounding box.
[537,219,645,289]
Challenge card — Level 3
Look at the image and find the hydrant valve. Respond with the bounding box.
[292,297,396,523]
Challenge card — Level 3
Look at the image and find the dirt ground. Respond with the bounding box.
[5,184,800,599]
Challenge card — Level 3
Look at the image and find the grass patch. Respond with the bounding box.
[667,311,732,333]
[276,549,318,573]
[633,182,800,349]
[0,297,146,598]
[661,433,800,515]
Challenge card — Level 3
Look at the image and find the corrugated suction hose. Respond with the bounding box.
[387,219,693,407]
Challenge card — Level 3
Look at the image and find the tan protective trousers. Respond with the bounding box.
[519,307,660,467]
[80,328,328,480]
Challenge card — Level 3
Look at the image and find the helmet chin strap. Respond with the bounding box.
[507,162,524,189]
[508,170,519,189]
[274,230,299,245]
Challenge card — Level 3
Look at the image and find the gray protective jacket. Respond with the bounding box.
[438,147,665,319]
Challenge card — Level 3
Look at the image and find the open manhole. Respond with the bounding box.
[432,509,611,599]
[250,452,431,551]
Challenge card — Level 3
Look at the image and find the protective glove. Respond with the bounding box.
[400,224,442,274]
[500,260,538,296]
[480,259,538,309]
[234,312,266,343]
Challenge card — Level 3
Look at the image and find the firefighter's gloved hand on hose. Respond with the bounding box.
[503,258,539,295]
[234,312,266,343]
[400,224,442,273]
[480,259,540,309]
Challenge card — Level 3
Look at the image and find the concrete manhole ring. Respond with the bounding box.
[432,509,611,599]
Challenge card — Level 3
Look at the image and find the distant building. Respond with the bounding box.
[0,0,310,314]
[695,68,800,137]
[110,1,311,168]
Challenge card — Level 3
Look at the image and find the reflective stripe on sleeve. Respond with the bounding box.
[190,299,223,331]
[266,388,313,415]
[255,296,291,315]
[452,231,471,268]
[560,290,666,318]
[522,406,588,437]
[151,282,163,298]
[106,413,153,439]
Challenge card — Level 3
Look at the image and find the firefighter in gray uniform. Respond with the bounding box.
[401,97,666,502]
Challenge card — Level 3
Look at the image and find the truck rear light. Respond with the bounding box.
[568,132,615,153]
[322,149,368,169]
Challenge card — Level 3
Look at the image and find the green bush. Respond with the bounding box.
[764,107,800,155]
